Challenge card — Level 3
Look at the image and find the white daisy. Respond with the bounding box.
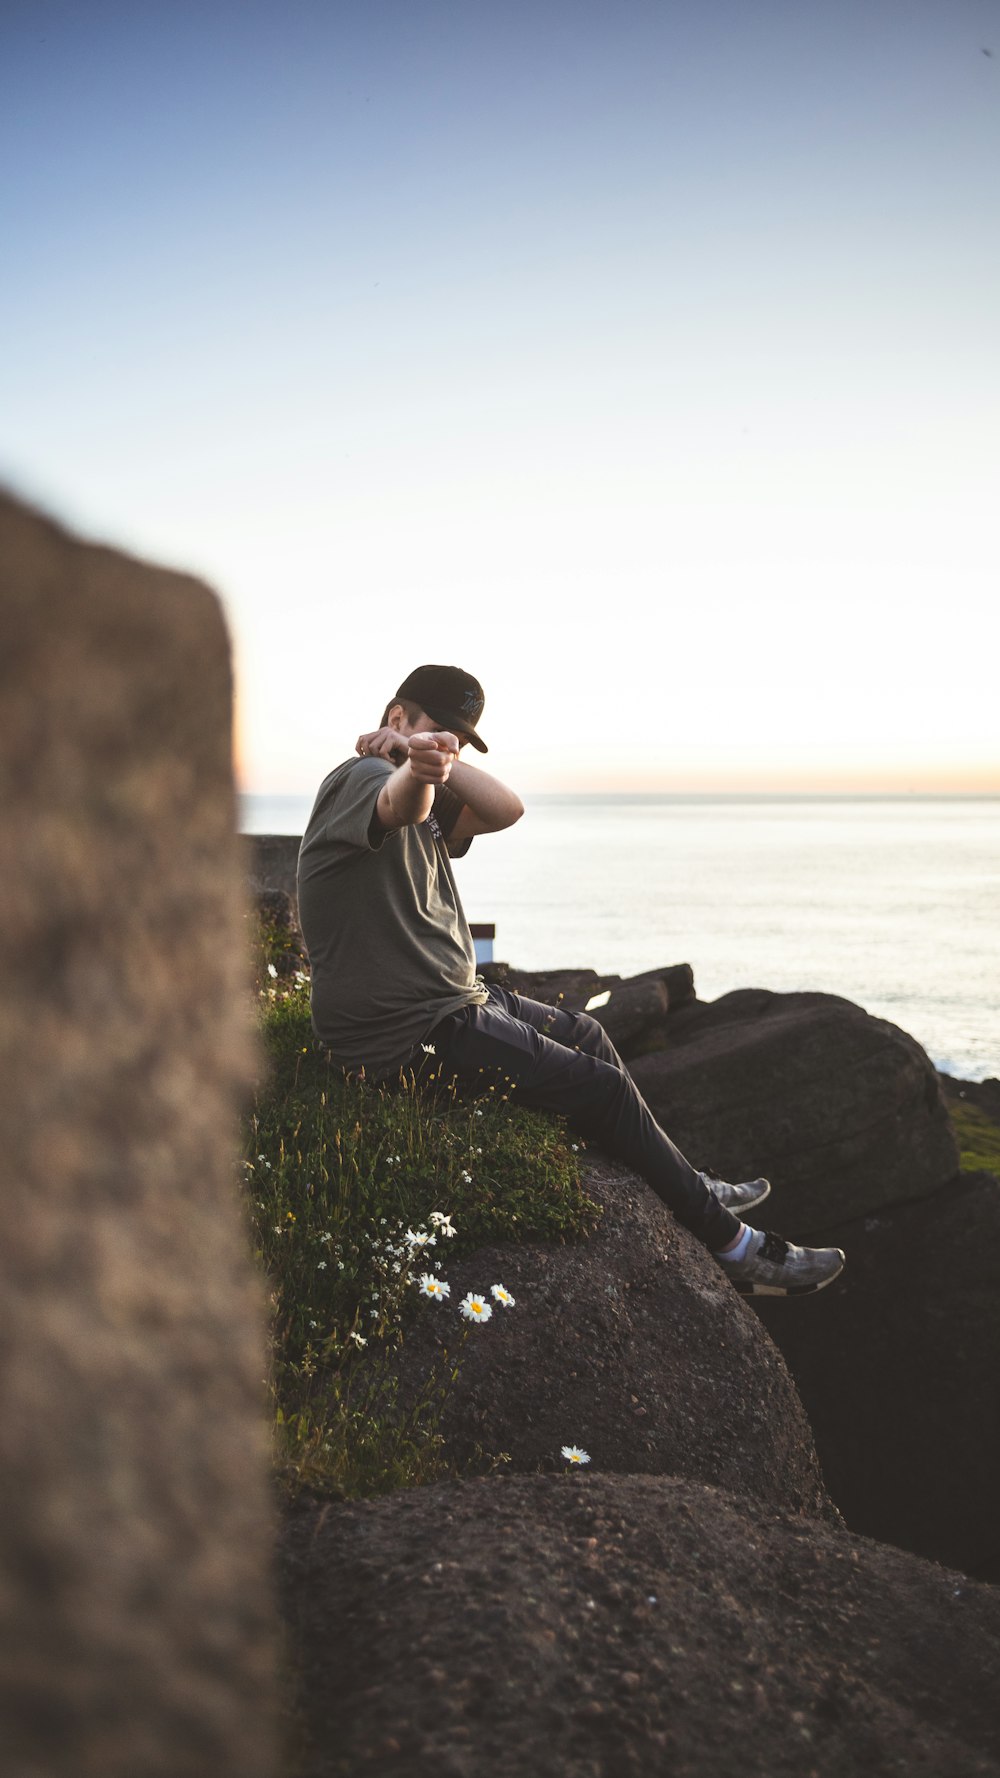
[561,1445,591,1465]
[460,1293,493,1324]
[490,1284,515,1307]
[429,1212,456,1238]
[404,1228,437,1249]
[267,963,278,979]
[418,1274,451,1301]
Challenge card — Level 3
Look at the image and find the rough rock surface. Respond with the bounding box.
[630,989,958,1234]
[590,976,668,1050]
[391,1158,832,1519]
[0,493,276,1776]
[480,965,608,1008]
[482,961,696,1020]
[754,1168,1000,1581]
[278,1471,1000,1778]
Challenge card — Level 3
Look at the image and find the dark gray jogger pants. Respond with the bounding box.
[426,983,741,1252]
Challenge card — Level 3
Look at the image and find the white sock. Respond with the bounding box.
[719,1223,754,1263]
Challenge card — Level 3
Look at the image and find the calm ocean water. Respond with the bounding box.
[240,793,1000,1083]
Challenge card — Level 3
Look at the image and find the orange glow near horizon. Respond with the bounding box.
[235,757,1000,798]
[517,762,1000,796]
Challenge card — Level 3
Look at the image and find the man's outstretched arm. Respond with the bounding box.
[368,731,458,832]
[445,757,524,840]
[358,725,524,839]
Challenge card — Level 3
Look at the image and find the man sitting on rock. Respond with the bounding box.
[297,665,845,1298]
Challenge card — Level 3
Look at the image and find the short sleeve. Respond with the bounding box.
[323,756,394,851]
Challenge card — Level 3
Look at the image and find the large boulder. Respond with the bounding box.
[0,493,276,1777]
[390,1158,832,1520]
[754,1168,1000,1581]
[279,1471,1000,1778]
[630,989,958,1234]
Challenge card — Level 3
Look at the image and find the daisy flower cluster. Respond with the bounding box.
[418,1277,516,1325]
[413,1220,591,1471]
[309,1210,485,1347]
[410,1213,516,1329]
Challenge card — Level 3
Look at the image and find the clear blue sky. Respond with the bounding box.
[3,0,998,790]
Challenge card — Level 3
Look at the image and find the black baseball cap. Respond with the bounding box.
[393,664,488,753]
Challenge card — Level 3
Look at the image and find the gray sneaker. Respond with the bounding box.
[700,1171,772,1215]
[715,1229,846,1297]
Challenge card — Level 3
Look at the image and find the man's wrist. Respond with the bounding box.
[386,760,433,819]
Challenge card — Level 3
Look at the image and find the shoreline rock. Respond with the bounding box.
[629,988,959,1234]
[754,1167,1000,1581]
[279,1471,1000,1778]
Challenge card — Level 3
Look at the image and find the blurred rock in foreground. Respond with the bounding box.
[0,492,276,1778]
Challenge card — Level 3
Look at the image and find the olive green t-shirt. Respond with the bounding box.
[296,755,488,1081]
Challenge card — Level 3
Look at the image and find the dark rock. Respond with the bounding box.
[753,1169,1000,1581]
[479,961,695,1022]
[0,492,276,1777]
[939,1071,1000,1125]
[279,1471,1000,1778]
[256,886,297,928]
[243,831,301,909]
[630,989,958,1235]
[620,960,696,1008]
[479,965,610,1009]
[390,1158,832,1520]
[590,976,668,1050]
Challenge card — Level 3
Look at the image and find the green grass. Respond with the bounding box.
[241,974,600,1500]
[949,1099,1000,1176]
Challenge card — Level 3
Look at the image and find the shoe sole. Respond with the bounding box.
[730,1184,771,1214]
[710,1179,772,1214]
[730,1252,846,1298]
